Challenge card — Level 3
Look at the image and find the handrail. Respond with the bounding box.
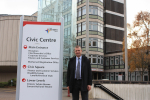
[94,84,124,100]
[93,80,150,84]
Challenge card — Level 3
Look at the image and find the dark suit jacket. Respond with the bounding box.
[67,55,92,93]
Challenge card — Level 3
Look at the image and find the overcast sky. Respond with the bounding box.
[0,0,150,24]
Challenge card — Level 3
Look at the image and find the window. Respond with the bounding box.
[98,56,103,65]
[64,28,68,36]
[78,23,81,32]
[98,7,103,18]
[101,56,103,65]
[68,27,71,36]
[98,23,103,33]
[98,39,103,49]
[115,56,119,65]
[82,6,86,15]
[120,55,124,65]
[89,38,98,47]
[110,57,114,65]
[93,22,98,30]
[106,57,109,66]
[89,6,98,15]
[77,8,81,17]
[82,22,86,31]
[78,39,81,46]
[98,56,100,64]
[89,22,98,31]
[92,55,97,64]
[100,39,103,49]
[82,38,85,47]
[68,13,71,22]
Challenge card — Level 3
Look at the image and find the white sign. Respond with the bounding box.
[118,75,122,81]
[17,21,62,100]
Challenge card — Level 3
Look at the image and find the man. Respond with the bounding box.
[67,45,92,100]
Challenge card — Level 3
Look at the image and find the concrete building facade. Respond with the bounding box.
[0,14,37,82]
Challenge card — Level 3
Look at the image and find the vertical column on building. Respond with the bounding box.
[86,0,89,58]
[124,0,128,81]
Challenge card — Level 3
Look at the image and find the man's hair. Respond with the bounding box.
[75,45,81,48]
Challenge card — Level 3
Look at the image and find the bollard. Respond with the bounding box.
[68,88,70,97]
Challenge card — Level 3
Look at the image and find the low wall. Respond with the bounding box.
[89,81,150,100]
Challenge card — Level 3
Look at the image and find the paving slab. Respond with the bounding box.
[0,88,98,100]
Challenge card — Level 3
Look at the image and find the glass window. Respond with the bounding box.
[120,55,124,65]
[93,41,97,46]
[98,23,103,33]
[78,8,81,17]
[101,56,103,65]
[89,6,98,15]
[89,38,98,47]
[68,13,71,22]
[101,24,103,33]
[64,28,68,36]
[89,41,91,46]
[82,38,85,47]
[89,22,98,31]
[78,39,81,46]
[68,27,71,36]
[98,58,100,64]
[98,7,103,18]
[98,39,103,49]
[106,57,109,66]
[115,56,119,65]
[82,22,86,31]
[93,58,97,63]
[82,6,86,15]
[93,22,98,30]
[78,23,81,32]
[110,57,114,65]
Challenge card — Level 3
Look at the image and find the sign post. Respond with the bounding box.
[16,16,63,100]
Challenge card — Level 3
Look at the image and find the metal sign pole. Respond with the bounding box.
[58,17,64,100]
[16,15,24,100]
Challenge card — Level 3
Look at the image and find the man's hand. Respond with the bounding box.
[87,85,91,91]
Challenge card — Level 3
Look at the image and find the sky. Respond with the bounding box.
[0,0,150,24]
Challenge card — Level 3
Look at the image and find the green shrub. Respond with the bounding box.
[0,82,8,88]
[8,78,16,86]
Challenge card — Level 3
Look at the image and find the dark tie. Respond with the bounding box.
[76,58,80,79]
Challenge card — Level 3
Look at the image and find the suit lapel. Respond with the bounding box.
[73,57,76,78]
[81,56,84,77]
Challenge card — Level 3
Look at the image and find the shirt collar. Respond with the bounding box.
[76,55,82,60]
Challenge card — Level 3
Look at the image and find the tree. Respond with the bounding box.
[123,11,150,81]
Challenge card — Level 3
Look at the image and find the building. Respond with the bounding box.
[0,14,37,82]
[37,0,127,86]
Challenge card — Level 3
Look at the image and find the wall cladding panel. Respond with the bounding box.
[105,42,123,53]
[105,13,124,28]
[105,27,124,41]
[104,0,124,14]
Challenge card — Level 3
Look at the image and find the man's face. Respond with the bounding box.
[74,47,82,57]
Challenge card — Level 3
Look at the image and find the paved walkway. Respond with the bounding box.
[0,88,97,100]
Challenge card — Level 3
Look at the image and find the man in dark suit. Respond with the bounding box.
[67,45,92,100]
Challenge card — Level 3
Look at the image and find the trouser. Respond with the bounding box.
[72,79,88,100]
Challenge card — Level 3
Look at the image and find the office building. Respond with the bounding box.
[38,0,127,86]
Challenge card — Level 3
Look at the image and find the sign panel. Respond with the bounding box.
[17,21,62,100]
[118,75,122,81]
